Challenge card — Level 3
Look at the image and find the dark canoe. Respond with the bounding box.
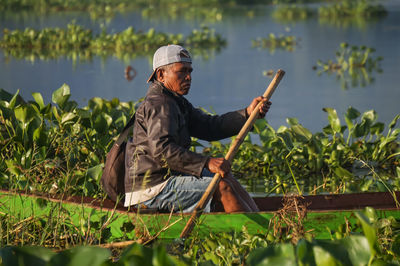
[1,189,399,241]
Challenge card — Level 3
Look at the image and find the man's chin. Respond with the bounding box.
[181,86,190,95]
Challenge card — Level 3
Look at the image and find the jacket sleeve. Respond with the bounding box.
[188,104,248,141]
[145,98,208,177]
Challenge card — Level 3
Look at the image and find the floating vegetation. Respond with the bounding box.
[318,0,388,19]
[313,42,383,89]
[1,208,400,264]
[1,86,399,198]
[252,33,299,53]
[272,4,314,23]
[0,23,226,62]
[205,107,400,195]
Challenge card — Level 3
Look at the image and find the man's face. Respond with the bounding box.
[160,62,193,96]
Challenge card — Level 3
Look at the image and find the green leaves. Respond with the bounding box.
[247,243,297,266]
[52,84,71,109]
[323,107,341,134]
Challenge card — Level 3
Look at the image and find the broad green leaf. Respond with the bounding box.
[52,83,71,109]
[247,243,296,266]
[86,164,104,181]
[94,113,109,133]
[33,126,48,146]
[254,119,268,133]
[14,105,35,126]
[345,106,360,120]
[49,246,110,266]
[333,166,353,179]
[9,246,54,266]
[61,112,77,125]
[363,207,378,223]
[291,124,312,142]
[52,106,61,123]
[345,107,360,133]
[353,121,369,138]
[296,239,316,266]
[312,245,344,266]
[355,211,378,256]
[0,247,18,266]
[370,122,384,136]
[323,108,341,134]
[1,89,25,108]
[32,92,45,109]
[361,110,377,123]
[340,235,371,265]
[286,117,299,126]
[119,244,154,265]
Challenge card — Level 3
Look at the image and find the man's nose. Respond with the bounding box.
[185,72,191,81]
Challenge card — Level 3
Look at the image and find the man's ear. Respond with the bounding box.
[156,68,164,82]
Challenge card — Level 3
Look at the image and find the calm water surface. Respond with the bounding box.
[1,2,399,133]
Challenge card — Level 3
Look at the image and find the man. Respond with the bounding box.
[124,44,271,213]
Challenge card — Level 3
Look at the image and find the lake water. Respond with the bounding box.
[1,1,399,134]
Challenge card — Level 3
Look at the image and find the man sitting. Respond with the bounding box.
[124,44,271,213]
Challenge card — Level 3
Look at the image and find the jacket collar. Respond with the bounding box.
[149,80,184,99]
[149,81,189,112]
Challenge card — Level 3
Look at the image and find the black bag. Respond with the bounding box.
[100,114,135,202]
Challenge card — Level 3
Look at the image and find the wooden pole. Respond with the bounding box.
[180,69,285,238]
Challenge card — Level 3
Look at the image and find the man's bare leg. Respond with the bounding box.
[224,174,259,211]
[214,179,252,213]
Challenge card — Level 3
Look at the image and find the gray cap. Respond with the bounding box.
[147,45,192,83]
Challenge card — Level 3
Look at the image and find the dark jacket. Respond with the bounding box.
[125,81,248,193]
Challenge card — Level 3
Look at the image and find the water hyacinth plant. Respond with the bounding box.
[1,207,400,264]
[0,85,137,198]
[318,0,388,19]
[0,23,226,62]
[252,33,299,53]
[313,42,383,89]
[272,4,314,24]
[1,87,399,198]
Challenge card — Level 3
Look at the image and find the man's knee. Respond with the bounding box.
[218,179,234,194]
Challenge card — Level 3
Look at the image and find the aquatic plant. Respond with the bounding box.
[252,33,298,53]
[0,24,226,63]
[1,87,399,198]
[318,0,387,19]
[205,107,399,195]
[314,42,383,89]
[1,207,399,265]
[272,4,314,23]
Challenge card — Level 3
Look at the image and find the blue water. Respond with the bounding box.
[1,2,399,134]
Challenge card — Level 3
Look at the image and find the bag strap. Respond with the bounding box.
[116,113,136,145]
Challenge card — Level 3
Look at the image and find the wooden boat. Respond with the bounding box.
[1,189,399,242]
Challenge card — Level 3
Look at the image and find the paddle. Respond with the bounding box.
[180,69,285,238]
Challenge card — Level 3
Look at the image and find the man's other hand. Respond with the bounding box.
[246,96,272,118]
[206,157,231,178]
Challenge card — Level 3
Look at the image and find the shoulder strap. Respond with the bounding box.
[116,113,136,145]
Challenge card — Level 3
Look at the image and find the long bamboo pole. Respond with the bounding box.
[180,69,285,238]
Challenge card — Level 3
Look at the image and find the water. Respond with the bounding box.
[1,2,400,134]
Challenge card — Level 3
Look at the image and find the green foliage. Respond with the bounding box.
[0,86,137,197]
[1,208,400,264]
[319,0,388,19]
[252,33,298,54]
[0,24,226,62]
[314,42,383,89]
[0,243,187,266]
[204,106,400,195]
[272,4,314,23]
[1,87,399,198]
